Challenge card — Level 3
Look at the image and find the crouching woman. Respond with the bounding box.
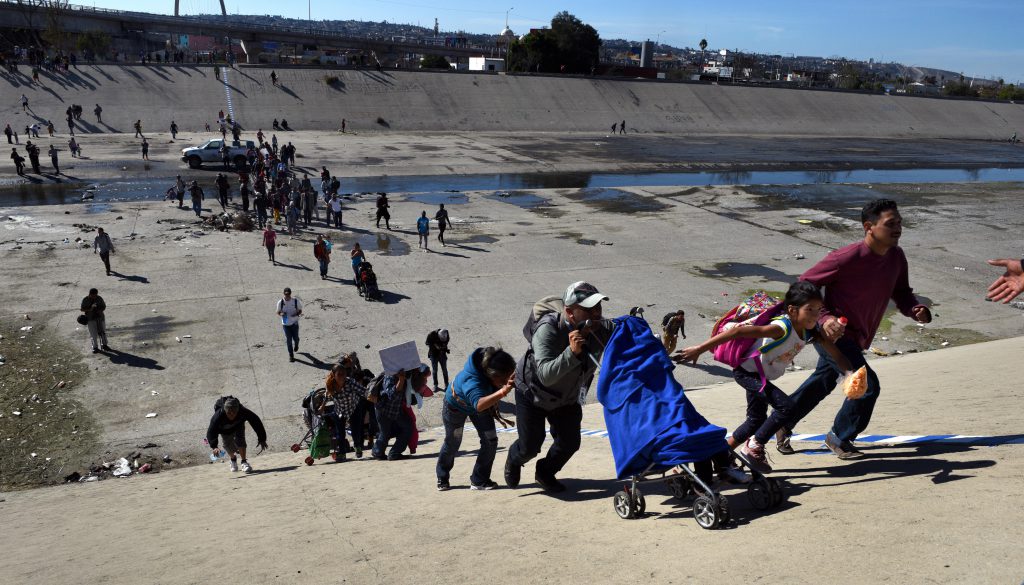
[436,346,515,491]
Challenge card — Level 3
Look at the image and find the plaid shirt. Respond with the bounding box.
[375,374,403,420]
[324,373,365,420]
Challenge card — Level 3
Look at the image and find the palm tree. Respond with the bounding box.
[699,38,707,73]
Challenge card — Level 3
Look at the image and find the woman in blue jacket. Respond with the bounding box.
[436,346,516,491]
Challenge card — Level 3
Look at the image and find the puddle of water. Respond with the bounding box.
[84,202,113,214]
[460,234,498,244]
[404,192,470,206]
[566,188,671,213]
[328,231,411,257]
[485,191,550,209]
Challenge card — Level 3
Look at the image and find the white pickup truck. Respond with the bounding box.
[180,139,256,169]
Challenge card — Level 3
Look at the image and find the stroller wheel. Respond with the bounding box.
[304,456,315,466]
[290,443,300,453]
[631,488,646,517]
[613,490,635,519]
[667,476,691,500]
[692,494,721,529]
[715,492,731,526]
[747,479,773,511]
[767,477,785,507]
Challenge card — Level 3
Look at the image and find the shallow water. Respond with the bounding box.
[4,167,1024,206]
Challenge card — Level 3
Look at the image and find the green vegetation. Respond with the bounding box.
[75,31,111,58]
[420,54,451,69]
[507,11,600,74]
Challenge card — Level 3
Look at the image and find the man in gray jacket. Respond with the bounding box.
[504,282,611,493]
[93,227,115,276]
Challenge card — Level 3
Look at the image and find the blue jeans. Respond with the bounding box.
[283,323,299,358]
[192,200,202,217]
[318,258,329,277]
[784,337,880,442]
[436,400,498,485]
[373,408,413,459]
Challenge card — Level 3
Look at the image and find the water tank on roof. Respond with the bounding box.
[640,41,654,68]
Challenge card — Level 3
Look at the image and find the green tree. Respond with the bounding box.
[507,11,600,74]
[76,31,111,58]
[420,54,451,69]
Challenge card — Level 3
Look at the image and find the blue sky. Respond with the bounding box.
[98,0,1024,83]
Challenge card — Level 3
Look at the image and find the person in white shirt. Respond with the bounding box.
[276,287,303,362]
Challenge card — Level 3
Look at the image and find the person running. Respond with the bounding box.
[262,224,277,264]
[188,180,204,218]
[133,120,143,138]
[436,346,516,491]
[206,396,268,473]
[174,175,186,209]
[80,288,110,353]
[504,281,612,493]
[314,234,331,280]
[276,287,302,362]
[375,193,391,229]
[426,328,451,391]
[417,211,430,250]
[435,204,453,247]
[677,281,853,472]
[93,227,115,276]
[776,199,932,459]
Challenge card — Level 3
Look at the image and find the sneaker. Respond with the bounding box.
[740,437,773,473]
[354,449,363,459]
[720,466,752,484]
[504,457,521,488]
[240,460,252,473]
[470,479,498,490]
[437,479,450,491]
[775,427,795,455]
[387,453,409,461]
[534,471,567,493]
[824,431,864,460]
[228,459,239,472]
[100,344,110,351]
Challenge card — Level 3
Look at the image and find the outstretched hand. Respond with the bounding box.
[673,346,703,364]
[987,258,1024,303]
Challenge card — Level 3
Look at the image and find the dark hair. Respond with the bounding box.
[785,281,823,308]
[89,288,98,295]
[861,199,899,223]
[480,346,515,379]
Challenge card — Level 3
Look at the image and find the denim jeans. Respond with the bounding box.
[731,368,794,445]
[256,209,267,228]
[436,400,498,485]
[318,258,329,277]
[323,412,349,455]
[283,323,299,357]
[784,337,880,442]
[506,391,582,478]
[430,354,449,389]
[373,408,413,459]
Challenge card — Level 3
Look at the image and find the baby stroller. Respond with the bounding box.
[596,315,784,529]
[291,387,348,465]
[357,262,381,301]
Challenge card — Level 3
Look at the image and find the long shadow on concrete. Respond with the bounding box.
[784,442,997,487]
[101,348,165,370]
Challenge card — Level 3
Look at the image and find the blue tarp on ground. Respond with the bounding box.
[596,316,728,479]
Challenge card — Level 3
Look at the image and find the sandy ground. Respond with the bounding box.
[0,337,1022,584]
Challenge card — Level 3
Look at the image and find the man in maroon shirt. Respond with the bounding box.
[777,199,931,459]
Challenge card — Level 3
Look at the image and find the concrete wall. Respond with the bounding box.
[2,64,1023,139]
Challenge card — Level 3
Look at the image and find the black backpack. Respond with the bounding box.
[213,395,237,412]
[365,372,386,402]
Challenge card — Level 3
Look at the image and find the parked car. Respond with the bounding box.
[181,138,256,169]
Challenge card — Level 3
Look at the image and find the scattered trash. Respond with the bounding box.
[953,266,966,271]
[24,314,30,320]
[64,472,81,483]
[163,455,172,463]
[869,347,889,357]
[12,411,21,417]
[30,452,37,458]
[793,253,806,260]
[83,475,99,482]
[182,335,192,339]
[150,390,159,396]
[941,341,950,347]
[209,449,227,463]
[145,413,158,418]
[880,336,889,341]
[57,381,66,389]
[139,463,152,474]
[175,337,181,343]
[797,219,813,225]
[19,326,32,331]
[697,313,707,319]
[112,457,132,477]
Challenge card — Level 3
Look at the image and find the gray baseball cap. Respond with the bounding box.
[563,281,608,309]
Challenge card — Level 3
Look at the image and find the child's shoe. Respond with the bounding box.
[740,437,773,473]
[228,458,239,472]
[720,466,752,484]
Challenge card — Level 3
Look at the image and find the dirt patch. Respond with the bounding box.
[0,319,99,491]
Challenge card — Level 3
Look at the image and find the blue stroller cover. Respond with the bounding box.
[597,316,728,479]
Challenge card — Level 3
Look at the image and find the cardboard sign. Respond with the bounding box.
[379,341,422,374]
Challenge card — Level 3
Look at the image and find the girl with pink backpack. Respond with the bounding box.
[675,281,853,472]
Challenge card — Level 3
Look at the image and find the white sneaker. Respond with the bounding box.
[721,466,752,484]
[228,459,239,472]
[240,460,253,473]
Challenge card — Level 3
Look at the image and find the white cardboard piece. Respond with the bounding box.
[379,341,422,374]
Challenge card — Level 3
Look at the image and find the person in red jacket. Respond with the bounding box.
[776,199,931,459]
[313,234,331,280]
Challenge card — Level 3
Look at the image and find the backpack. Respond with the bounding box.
[365,372,386,403]
[522,295,564,343]
[710,291,787,393]
[213,395,237,412]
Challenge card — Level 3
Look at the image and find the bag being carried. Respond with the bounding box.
[710,291,786,392]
